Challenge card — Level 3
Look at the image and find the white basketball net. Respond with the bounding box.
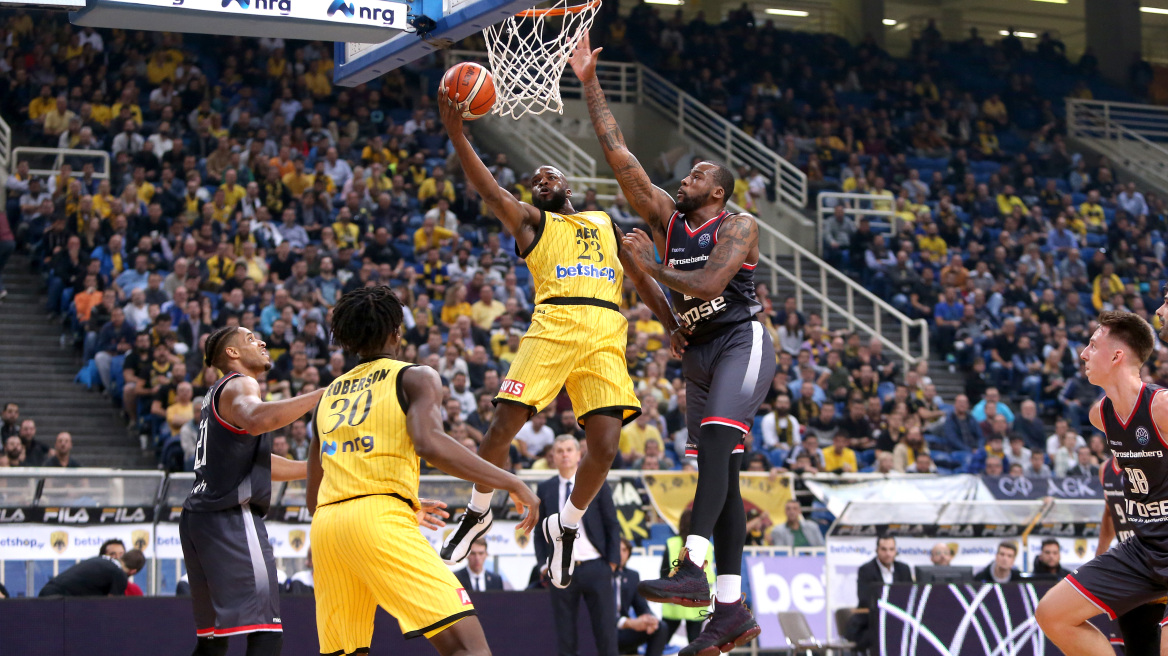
[483,0,600,120]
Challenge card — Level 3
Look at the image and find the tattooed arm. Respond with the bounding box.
[622,214,757,301]
[569,33,675,242]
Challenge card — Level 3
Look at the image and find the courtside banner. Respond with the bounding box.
[154,521,311,559]
[826,536,1001,638]
[745,555,827,648]
[0,523,153,559]
[420,519,534,556]
[642,472,794,532]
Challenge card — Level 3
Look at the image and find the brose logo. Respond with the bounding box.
[678,296,727,327]
[555,263,616,283]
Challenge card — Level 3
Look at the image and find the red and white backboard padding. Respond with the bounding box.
[70,0,408,42]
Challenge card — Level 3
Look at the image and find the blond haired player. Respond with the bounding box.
[307,286,539,656]
[437,86,681,588]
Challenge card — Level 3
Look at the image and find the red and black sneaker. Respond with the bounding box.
[680,596,761,656]
[636,550,712,608]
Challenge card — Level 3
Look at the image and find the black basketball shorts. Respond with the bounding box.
[1066,536,1168,625]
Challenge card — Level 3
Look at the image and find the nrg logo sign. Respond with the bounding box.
[327,0,397,24]
[210,0,293,15]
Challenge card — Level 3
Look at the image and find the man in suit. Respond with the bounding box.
[848,535,914,653]
[615,539,669,656]
[534,435,620,656]
[455,538,508,592]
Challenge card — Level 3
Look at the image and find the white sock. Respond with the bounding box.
[684,535,710,565]
[468,488,494,514]
[561,500,585,528]
[716,575,741,603]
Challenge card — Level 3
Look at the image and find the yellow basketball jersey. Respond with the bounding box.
[521,210,624,306]
[315,358,420,509]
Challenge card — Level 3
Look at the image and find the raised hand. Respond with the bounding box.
[568,31,602,83]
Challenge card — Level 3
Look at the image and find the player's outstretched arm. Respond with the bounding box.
[271,454,307,482]
[437,94,540,241]
[220,376,325,436]
[570,33,675,237]
[615,225,685,355]
[402,366,541,533]
[622,214,757,301]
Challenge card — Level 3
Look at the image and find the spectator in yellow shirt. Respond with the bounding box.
[633,304,666,352]
[619,413,664,462]
[309,161,337,195]
[205,243,237,289]
[1091,261,1125,310]
[470,285,506,330]
[418,166,456,207]
[145,50,179,85]
[413,215,456,253]
[996,185,1030,217]
[28,85,54,121]
[41,95,75,139]
[441,284,473,327]
[822,434,858,473]
[219,169,247,209]
[267,49,290,78]
[92,180,115,218]
[209,189,234,225]
[89,89,113,127]
[361,136,393,167]
[131,167,155,204]
[981,93,1008,127]
[1079,190,1106,232]
[282,159,314,197]
[304,60,332,98]
[332,209,361,250]
[871,177,894,212]
[110,88,143,126]
[917,222,948,263]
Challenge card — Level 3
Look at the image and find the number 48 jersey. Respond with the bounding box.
[314,357,420,510]
[1101,383,1168,548]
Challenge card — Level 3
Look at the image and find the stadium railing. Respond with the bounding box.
[1066,97,1168,192]
[11,147,111,182]
[0,113,10,205]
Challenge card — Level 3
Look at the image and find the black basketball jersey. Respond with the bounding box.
[1101,383,1168,548]
[183,372,273,515]
[1102,457,1136,544]
[664,210,762,344]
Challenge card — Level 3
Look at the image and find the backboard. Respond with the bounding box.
[331,0,542,87]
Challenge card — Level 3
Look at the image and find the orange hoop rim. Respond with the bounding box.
[515,0,600,18]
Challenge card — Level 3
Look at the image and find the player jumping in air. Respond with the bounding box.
[436,86,679,589]
[571,32,774,655]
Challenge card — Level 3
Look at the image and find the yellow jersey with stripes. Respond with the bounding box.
[315,357,419,510]
[520,209,624,308]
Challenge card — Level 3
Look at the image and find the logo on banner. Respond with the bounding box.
[0,508,25,522]
[1075,538,1088,558]
[514,526,530,549]
[326,0,354,16]
[289,530,306,552]
[43,507,90,523]
[1137,426,1151,446]
[50,531,69,554]
[101,507,148,523]
[132,529,150,551]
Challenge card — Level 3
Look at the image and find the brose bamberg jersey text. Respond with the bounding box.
[664,210,762,344]
[315,358,420,510]
[1102,457,1135,544]
[1102,384,1168,549]
[184,372,273,515]
[519,210,623,307]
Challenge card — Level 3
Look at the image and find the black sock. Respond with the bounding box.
[688,425,742,542]
[191,637,229,656]
[245,631,283,656]
[712,452,745,578]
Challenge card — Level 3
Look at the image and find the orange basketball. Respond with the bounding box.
[440,62,496,120]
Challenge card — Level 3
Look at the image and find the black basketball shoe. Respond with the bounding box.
[680,597,761,656]
[636,550,712,607]
[440,506,493,565]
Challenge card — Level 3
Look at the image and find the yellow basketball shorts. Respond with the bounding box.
[311,495,475,652]
[496,302,641,425]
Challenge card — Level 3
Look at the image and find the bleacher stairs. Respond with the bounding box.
[0,255,153,468]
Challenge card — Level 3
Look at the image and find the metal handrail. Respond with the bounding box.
[816,191,896,252]
[445,48,808,213]
[11,147,111,180]
[483,113,598,179]
[0,112,10,205]
[1067,98,1168,188]
[566,176,927,363]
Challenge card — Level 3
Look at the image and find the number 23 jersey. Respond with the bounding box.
[315,358,420,510]
[520,210,623,307]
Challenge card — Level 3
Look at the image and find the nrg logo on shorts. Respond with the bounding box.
[321,436,375,455]
[555,263,616,283]
[500,379,526,397]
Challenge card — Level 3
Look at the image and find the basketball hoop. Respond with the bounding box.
[483,0,601,119]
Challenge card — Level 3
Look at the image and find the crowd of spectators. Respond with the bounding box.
[0,7,1165,509]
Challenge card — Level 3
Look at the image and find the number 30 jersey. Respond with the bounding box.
[315,358,420,510]
[1101,383,1168,547]
[519,210,624,308]
[184,372,273,515]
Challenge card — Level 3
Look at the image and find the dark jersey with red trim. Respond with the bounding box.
[1102,457,1136,544]
[1101,384,1168,547]
[664,210,762,344]
[183,372,273,515]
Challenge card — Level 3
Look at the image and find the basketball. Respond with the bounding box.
[440,62,496,120]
